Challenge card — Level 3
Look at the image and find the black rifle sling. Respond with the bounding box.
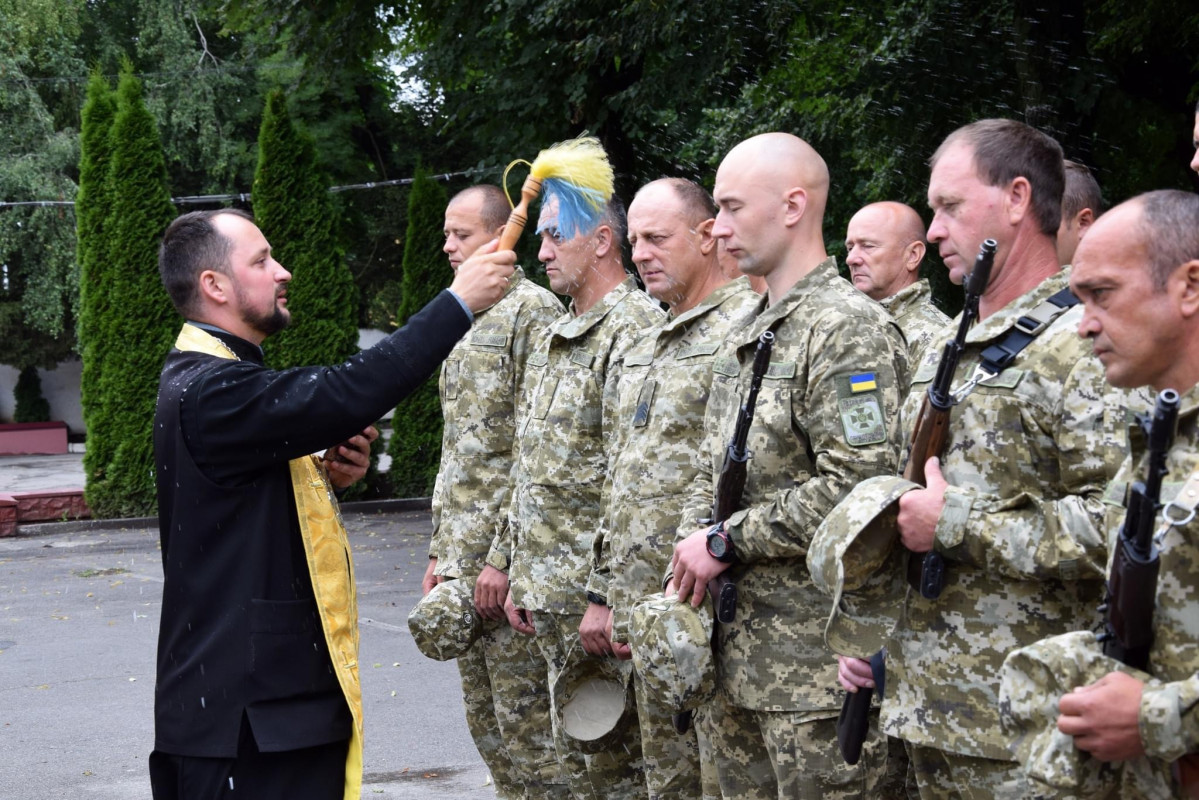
[976,288,1078,377]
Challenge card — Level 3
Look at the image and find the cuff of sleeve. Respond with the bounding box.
[723,507,756,561]
[933,487,974,556]
[611,608,631,644]
[485,546,509,573]
[1140,682,1188,761]
[447,289,474,323]
[585,571,610,601]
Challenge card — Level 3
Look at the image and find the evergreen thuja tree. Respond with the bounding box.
[87,61,178,517]
[13,366,51,423]
[254,89,358,370]
[77,68,118,494]
[386,166,448,496]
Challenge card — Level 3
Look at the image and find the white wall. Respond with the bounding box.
[0,358,84,433]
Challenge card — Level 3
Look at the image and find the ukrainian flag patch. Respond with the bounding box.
[849,372,878,392]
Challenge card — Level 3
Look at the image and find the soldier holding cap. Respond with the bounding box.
[584,177,758,799]
[670,132,908,798]
[417,185,564,798]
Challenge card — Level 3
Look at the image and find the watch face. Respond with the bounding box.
[707,532,728,559]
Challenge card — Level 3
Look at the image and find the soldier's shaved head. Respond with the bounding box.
[712,133,831,303]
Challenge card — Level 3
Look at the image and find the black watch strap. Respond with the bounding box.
[586,590,608,607]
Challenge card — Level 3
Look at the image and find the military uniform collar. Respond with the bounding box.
[741,257,839,340]
[556,275,641,340]
[879,278,931,315]
[183,321,264,364]
[662,276,752,332]
[964,268,1071,345]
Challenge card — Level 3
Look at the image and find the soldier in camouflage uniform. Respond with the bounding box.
[581,178,759,800]
[1000,191,1199,798]
[839,119,1125,798]
[670,133,909,799]
[503,192,664,799]
[844,201,949,366]
[1055,160,1103,267]
[422,185,566,798]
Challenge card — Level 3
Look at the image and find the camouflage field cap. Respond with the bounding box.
[807,474,919,658]
[998,630,1171,798]
[629,592,716,712]
[554,644,636,754]
[406,578,495,661]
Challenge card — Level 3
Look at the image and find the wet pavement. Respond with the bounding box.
[0,510,499,799]
[0,452,87,494]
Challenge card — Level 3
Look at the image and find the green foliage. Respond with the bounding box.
[0,8,83,369]
[84,63,178,518]
[255,89,359,369]
[386,166,448,496]
[77,68,117,469]
[13,366,51,423]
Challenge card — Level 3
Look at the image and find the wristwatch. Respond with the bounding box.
[586,590,608,607]
[705,521,736,563]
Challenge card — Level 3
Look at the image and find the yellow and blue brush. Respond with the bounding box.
[499,135,614,250]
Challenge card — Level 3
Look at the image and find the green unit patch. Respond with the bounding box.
[713,357,740,378]
[838,393,886,446]
[833,371,886,446]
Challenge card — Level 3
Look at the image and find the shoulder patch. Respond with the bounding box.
[834,372,886,446]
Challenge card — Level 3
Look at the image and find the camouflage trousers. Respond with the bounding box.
[703,691,893,799]
[905,744,1038,800]
[534,611,647,799]
[458,617,567,799]
[631,668,705,800]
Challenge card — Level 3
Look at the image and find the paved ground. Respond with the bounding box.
[0,510,498,799]
[0,452,87,494]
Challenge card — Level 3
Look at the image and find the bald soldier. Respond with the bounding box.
[583,178,759,799]
[845,201,949,364]
[670,133,909,798]
[1055,160,1103,266]
[422,185,565,798]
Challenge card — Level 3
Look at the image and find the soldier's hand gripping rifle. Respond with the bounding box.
[902,238,996,599]
[674,330,774,736]
[700,330,775,623]
[1099,388,1180,670]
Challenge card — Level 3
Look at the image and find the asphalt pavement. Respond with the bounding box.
[0,509,498,799]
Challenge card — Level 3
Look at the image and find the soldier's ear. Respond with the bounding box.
[1176,259,1199,319]
[697,218,717,255]
[782,187,808,228]
[904,240,926,273]
[593,224,614,258]
[1004,176,1032,227]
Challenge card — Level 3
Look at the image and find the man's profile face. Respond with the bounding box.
[537,195,599,298]
[444,193,497,271]
[628,184,709,307]
[711,156,783,278]
[845,205,917,301]
[1070,203,1177,389]
[214,213,292,338]
[926,141,1006,285]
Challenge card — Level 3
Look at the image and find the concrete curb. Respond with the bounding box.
[13,496,434,537]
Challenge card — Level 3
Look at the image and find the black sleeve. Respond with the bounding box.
[183,290,470,484]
